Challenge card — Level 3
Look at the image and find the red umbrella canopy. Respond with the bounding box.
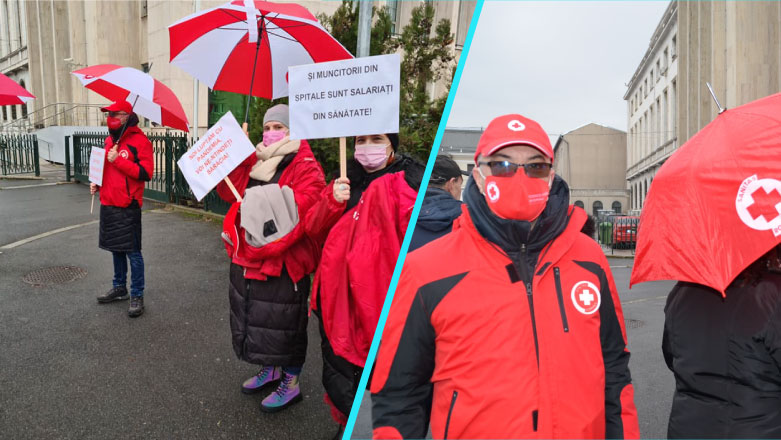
[71,64,189,132]
[169,0,353,100]
[631,92,781,294]
[0,72,35,106]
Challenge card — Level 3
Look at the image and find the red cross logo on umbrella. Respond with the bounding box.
[736,176,781,237]
[747,186,781,223]
[571,280,601,315]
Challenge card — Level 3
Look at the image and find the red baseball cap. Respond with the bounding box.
[474,114,554,162]
[100,100,133,113]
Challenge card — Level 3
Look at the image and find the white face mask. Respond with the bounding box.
[354,143,390,170]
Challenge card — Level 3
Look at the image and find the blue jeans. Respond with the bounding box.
[112,251,144,297]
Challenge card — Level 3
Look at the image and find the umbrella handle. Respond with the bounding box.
[242,122,249,137]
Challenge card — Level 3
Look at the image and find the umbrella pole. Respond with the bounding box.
[706,82,727,114]
[242,17,264,135]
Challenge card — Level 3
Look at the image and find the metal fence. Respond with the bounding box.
[0,133,40,176]
[595,214,640,255]
[68,132,231,215]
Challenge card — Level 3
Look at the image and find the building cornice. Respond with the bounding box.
[623,0,677,100]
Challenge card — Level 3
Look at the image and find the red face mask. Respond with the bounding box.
[483,170,551,221]
[107,116,123,130]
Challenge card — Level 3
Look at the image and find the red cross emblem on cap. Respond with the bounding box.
[571,281,601,315]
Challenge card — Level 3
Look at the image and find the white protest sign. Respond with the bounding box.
[89,147,105,186]
[288,53,400,140]
[176,111,256,201]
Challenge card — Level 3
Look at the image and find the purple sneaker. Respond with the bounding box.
[260,373,302,413]
[241,366,281,394]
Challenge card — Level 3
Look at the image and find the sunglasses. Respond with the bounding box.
[477,160,553,179]
[107,111,128,117]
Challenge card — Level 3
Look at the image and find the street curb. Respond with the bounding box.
[603,254,636,259]
[0,175,46,181]
[162,203,226,222]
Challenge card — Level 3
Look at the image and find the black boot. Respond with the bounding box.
[128,296,144,317]
[97,286,129,303]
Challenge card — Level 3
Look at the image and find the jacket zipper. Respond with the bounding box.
[444,390,458,439]
[520,244,540,367]
[125,177,130,197]
[553,267,569,332]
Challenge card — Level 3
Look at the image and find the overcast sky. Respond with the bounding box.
[447,1,670,138]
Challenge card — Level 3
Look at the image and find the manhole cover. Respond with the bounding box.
[627,319,645,329]
[23,266,87,287]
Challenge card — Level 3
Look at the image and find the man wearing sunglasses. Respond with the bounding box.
[371,114,639,439]
[91,100,153,318]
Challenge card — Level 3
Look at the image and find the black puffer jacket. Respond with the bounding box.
[229,264,309,366]
[227,156,312,368]
[99,200,141,252]
[663,274,781,439]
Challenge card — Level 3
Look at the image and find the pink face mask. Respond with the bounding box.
[354,143,389,170]
[262,130,287,146]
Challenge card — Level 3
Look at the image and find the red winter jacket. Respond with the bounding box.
[98,126,153,208]
[371,203,639,439]
[217,140,325,283]
[305,172,417,367]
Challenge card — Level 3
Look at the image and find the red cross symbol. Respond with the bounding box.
[571,281,600,315]
[487,182,500,202]
[747,186,781,223]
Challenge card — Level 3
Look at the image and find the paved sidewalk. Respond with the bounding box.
[0,182,337,440]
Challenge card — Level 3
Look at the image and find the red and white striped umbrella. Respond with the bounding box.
[71,64,189,132]
[169,0,353,101]
[0,72,35,106]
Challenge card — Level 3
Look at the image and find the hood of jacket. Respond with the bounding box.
[416,187,463,233]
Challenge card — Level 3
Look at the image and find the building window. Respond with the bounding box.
[19,80,28,118]
[612,201,622,214]
[455,1,470,48]
[671,34,677,59]
[387,1,401,35]
[663,89,668,141]
[663,47,669,72]
[574,200,585,209]
[466,163,474,174]
[11,104,17,120]
[672,79,677,135]
[2,106,7,121]
[592,200,603,217]
[656,60,661,81]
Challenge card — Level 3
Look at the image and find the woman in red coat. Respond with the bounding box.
[216,104,325,413]
[304,133,424,435]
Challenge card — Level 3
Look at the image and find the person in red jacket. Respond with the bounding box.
[371,114,640,439]
[215,104,325,413]
[304,133,424,439]
[91,100,153,318]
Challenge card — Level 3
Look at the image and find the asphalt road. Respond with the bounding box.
[349,258,677,439]
[0,180,339,440]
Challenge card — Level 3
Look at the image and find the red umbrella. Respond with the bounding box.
[168,0,353,122]
[0,72,35,106]
[630,92,781,294]
[71,64,189,132]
